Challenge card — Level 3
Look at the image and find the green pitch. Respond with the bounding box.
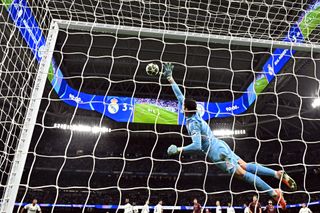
[133,104,178,125]
[254,77,269,95]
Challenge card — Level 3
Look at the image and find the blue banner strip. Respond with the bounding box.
[6,0,309,125]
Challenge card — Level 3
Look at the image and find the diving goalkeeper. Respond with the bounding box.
[162,63,297,209]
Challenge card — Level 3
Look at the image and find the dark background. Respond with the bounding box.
[1,0,320,212]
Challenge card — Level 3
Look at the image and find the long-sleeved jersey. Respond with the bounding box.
[171,82,240,174]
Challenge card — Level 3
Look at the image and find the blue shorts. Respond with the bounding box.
[208,140,240,174]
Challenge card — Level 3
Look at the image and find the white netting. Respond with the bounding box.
[0,1,41,204]
[44,0,320,43]
[1,0,320,212]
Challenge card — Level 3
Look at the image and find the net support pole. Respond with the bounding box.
[53,19,320,53]
[0,21,59,213]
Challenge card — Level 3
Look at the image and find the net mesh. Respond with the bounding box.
[0,2,39,204]
[1,0,320,212]
[44,0,320,42]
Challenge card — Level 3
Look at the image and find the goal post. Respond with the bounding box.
[55,19,320,53]
[0,21,59,213]
[43,16,320,124]
[1,0,320,212]
[1,9,320,210]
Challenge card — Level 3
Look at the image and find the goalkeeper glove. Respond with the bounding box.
[167,144,179,156]
[162,63,174,80]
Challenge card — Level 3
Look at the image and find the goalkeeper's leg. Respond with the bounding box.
[238,159,297,191]
[233,165,287,209]
[208,145,285,208]
[208,140,293,209]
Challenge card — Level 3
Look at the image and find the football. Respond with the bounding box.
[145,63,159,76]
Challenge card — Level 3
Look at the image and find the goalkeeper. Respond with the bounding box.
[162,63,297,210]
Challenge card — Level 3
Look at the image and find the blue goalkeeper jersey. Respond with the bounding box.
[171,82,240,174]
[171,82,216,153]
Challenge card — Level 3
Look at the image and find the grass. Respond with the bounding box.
[133,103,178,125]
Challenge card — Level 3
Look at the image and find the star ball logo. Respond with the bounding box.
[108,98,119,114]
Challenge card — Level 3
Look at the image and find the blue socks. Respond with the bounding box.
[246,163,277,178]
[243,171,275,197]
[240,164,278,197]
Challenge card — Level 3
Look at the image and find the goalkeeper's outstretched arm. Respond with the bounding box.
[167,120,202,156]
[162,63,184,105]
[162,63,202,156]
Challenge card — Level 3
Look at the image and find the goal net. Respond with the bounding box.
[1,0,320,212]
[0,1,45,209]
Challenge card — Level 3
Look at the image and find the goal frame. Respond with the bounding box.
[0,21,59,213]
[1,17,320,212]
[54,19,320,53]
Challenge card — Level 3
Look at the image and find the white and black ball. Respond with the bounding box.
[145,63,159,76]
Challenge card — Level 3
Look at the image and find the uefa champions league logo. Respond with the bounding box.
[108,98,119,114]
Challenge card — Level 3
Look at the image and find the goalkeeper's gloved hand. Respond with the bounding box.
[162,63,174,80]
[167,144,179,156]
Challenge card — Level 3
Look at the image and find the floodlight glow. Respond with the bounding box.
[54,123,111,133]
[312,98,320,108]
[213,129,246,137]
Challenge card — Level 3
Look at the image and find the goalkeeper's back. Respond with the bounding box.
[185,111,217,153]
[169,80,219,153]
